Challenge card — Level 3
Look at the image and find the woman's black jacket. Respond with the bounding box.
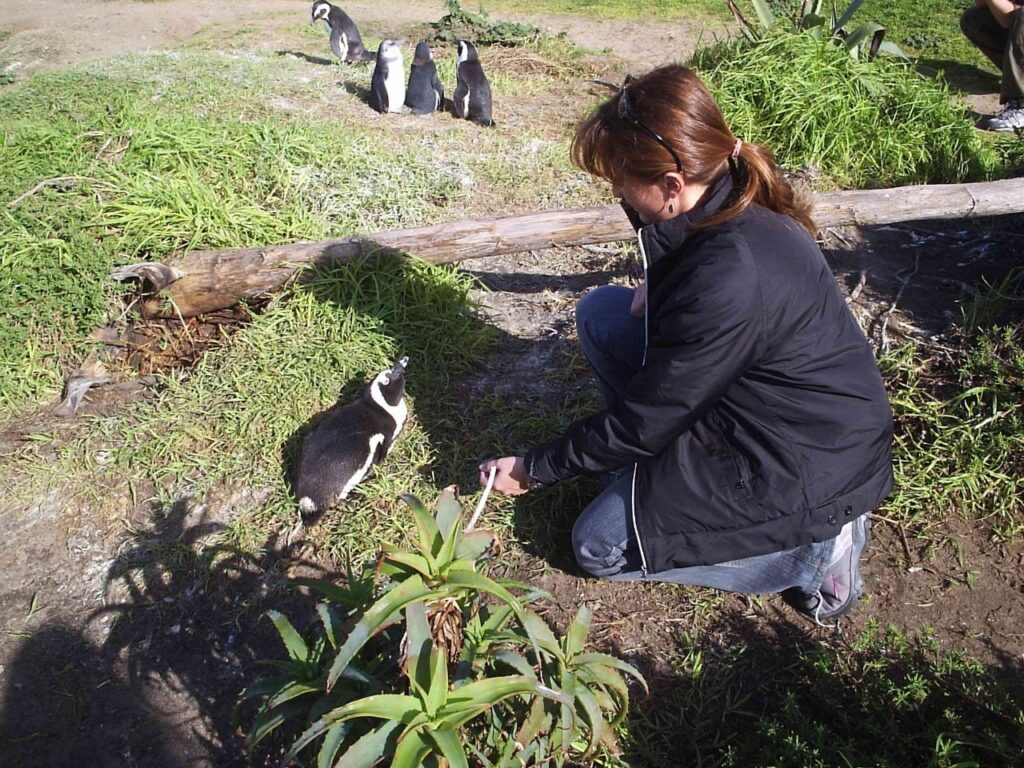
[525,173,893,574]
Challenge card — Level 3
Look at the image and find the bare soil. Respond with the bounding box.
[1,2,1022,766]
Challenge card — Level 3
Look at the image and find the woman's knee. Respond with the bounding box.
[572,515,629,577]
[576,285,634,353]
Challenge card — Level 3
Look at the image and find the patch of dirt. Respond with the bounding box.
[1,2,1023,765]
[0,0,715,80]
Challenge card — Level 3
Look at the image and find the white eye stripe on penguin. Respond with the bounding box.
[294,357,409,523]
[309,0,373,63]
[452,39,494,127]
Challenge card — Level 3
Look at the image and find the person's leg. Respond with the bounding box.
[1001,9,1024,103]
[961,5,1009,69]
[572,475,837,596]
[575,285,645,406]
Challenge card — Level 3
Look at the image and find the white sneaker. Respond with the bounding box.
[988,99,1024,132]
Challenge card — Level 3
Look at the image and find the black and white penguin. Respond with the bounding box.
[404,41,444,115]
[310,0,373,63]
[368,39,406,114]
[295,357,409,522]
[453,39,494,127]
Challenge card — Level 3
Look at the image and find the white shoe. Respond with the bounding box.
[988,100,1024,132]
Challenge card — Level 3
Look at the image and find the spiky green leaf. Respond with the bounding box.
[244,698,310,752]
[401,493,442,560]
[492,649,536,677]
[573,653,648,691]
[565,606,592,659]
[750,0,775,30]
[437,675,557,725]
[454,529,495,562]
[435,487,464,541]
[429,724,470,768]
[406,600,433,698]
[292,577,368,610]
[334,720,402,768]
[327,575,440,690]
[381,546,434,579]
[425,640,450,718]
[267,609,309,663]
[834,0,868,31]
[268,680,323,708]
[391,727,433,768]
[284,694,425,762]
[317,722,352,768]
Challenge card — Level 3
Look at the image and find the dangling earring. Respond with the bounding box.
[668,203,674,214]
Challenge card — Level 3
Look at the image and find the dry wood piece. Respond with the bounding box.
[113,177,1024,318]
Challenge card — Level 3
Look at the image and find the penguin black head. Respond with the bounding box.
[413,41,433,66]
[310,0,331,25]
[368,356,408,408]
[456,39,480,64]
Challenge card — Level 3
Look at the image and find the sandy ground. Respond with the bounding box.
[0,0,716,77]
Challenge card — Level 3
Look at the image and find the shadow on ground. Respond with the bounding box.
[615,604,1024,766]
[0,500,325,767]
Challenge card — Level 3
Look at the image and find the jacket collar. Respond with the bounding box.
[639,168,737,266]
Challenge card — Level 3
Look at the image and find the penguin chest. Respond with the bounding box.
[383,66,405,113]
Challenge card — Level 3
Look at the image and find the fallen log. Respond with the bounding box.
[117,177,1024,318]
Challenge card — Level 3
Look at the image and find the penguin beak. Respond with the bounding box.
[389,357,409,378]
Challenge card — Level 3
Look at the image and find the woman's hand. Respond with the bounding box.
[479,456,534,496]
[630,280,647,318]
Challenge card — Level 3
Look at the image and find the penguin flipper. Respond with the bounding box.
[368,79,388,113]
[452,80,469,118]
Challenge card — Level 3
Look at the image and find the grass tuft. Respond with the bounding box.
[691,33,995,189]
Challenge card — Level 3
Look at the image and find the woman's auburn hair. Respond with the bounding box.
[571,64,815,235]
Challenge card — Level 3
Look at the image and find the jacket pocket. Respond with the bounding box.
[706,412,755,501]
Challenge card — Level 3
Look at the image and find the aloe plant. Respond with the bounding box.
[727,0,906,60]
[238,488,647,767]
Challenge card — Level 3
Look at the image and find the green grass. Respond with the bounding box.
[880,269,1024,540]
[50,256,495,554]
[860,0,993,72]
[691,33,996,189]
[0,43,596,418]
[623,621,1024,766]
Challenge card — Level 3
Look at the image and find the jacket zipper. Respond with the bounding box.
[633,228,651,578]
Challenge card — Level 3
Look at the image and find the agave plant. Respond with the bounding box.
[727,0,906,60]
[239,488,647,767]
[469,605,648,766]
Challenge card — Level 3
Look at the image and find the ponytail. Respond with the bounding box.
[702,141,815,236]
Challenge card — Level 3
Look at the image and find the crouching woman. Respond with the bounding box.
[479,64,893,624]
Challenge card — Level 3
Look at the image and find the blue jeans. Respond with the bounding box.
[571,285,831,596]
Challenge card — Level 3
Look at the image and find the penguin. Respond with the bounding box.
[452,39,494,127]
[310,0,373,64]
[368,39,406,114]
[295,357,409,523]
[404,41,444,115]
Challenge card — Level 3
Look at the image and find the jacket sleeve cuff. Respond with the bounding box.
[525,444,567,487]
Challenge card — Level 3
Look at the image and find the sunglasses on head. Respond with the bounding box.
[617,75,683,174]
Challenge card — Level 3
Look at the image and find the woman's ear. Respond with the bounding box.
[662,172,685,198]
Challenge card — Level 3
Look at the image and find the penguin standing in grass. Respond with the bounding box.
[405,41,444,115]
[368,39,406,113]
[295,357,409,523]
[453,39,494,126]
[310,0,373,63]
